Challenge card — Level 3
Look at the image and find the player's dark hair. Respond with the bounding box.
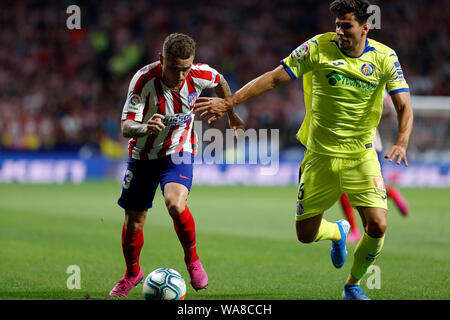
[163,33,196,59]
[329,0,372,25]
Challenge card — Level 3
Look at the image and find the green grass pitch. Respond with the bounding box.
[0,182,448,300]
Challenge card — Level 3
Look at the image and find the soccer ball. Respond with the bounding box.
[143,268,186,300]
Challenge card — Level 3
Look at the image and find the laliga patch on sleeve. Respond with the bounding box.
[127,93,144,112]
[293,42,310,61]
[393,61,405,82]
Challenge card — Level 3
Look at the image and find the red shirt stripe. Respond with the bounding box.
[133,64,161,95]
[174,119,192,152]
[154,79,166,114]
[128,138,137,158]
[171,90,183,114]
[139,134,157,160]
[126,112,136,120]
[157,125,179,158]
[190,68,213,81]
[190,121,197,155]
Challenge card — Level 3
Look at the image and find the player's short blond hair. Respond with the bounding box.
[163,33,196,59]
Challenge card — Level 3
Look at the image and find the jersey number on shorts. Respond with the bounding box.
[297,182,305,201]
[123,170,133,189]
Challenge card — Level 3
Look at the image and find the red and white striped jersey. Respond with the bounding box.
[122,61,221,160]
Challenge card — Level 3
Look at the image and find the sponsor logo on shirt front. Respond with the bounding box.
[326,71,378,91]
[162,114,192,126]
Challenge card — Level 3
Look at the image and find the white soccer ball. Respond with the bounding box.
[143,268,186,300]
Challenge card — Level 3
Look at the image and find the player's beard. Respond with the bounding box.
[163,76,184,89]
[338,37,353,51]
[171,79,184,89]
[338,36,362,56]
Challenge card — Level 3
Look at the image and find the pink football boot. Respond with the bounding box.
[109,267,144,297]
[347,229,362,243]
[187,260,208,291]
[387,186,409,217]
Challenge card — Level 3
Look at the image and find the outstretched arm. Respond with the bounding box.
[194,65,292,123]
[384,91,414,166]
[214,75,244,132]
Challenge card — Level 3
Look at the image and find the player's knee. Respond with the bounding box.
[297,235,315,244]
[165,197,186,216]
[296,230,315,244]
[295,219,319,244]
[367,219,387,238]
[124,210,147,232]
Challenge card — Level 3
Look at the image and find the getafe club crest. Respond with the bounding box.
[296,201,304,216]
[373,177,387,200]
[361,63,375,76]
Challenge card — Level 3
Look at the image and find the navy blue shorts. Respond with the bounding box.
[117,152,194,211]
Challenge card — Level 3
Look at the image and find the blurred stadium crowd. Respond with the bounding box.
[0,0,448,159]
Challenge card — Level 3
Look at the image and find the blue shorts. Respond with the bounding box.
[117,152,194,211]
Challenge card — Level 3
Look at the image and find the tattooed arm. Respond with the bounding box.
[121,114,165,138]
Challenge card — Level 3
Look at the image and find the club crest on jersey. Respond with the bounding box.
[361,63,375,76]
[373,177,387,200]
[296,201,304,216]
[188,92,198,107]
[293,42,310,61]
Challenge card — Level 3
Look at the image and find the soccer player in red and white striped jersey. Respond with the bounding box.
[122,56,224,160]
[110,33,244,297]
